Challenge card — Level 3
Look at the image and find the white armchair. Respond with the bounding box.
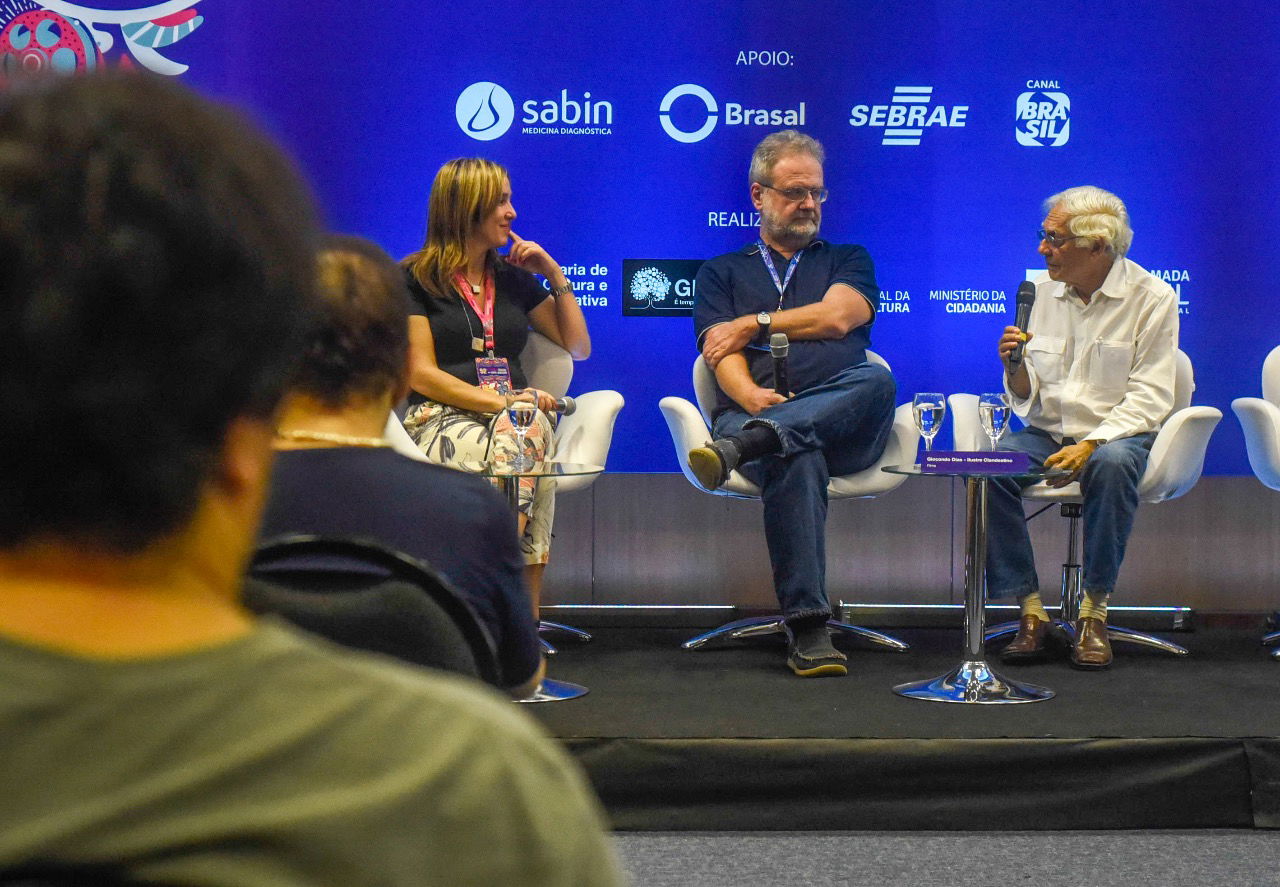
[1230,344,1280,658]
[658,350,918,653]
[949,349,1221,656]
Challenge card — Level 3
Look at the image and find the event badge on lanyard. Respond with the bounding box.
[455,272,511,393]
[757,238,803,311]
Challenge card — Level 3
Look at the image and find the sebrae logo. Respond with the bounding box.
[848,85,968,146]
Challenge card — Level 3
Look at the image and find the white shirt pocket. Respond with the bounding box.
[1089,339,1134,393]
[1026,335,1066,383]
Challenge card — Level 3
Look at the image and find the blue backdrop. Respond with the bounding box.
[7,0,1274,473]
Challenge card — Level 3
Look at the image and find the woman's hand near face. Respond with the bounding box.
[506,231,561,281]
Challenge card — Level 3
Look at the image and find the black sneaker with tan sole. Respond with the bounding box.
[784,618,848,677]
[687,439,740,491]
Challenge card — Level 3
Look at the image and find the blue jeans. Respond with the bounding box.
[712,363,897,621]
[985,426,1155,600]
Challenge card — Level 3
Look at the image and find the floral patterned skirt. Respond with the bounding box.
[403,401,556,566]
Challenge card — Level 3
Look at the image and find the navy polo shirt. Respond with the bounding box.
[692,240,880,419]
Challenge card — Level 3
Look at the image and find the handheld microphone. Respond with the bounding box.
[552,395,577,416]
[1008,281,1036,366]
[770,333,790,396]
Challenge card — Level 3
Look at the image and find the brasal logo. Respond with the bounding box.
[659,83,718,143]
[455,81,515,141]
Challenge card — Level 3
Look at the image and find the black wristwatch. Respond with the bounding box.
[756,311,771,345]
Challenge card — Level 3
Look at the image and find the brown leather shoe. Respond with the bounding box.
[1071,616,1113,669]
[1001,614,1053,662]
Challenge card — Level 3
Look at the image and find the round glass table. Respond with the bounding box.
[456,460,604,704]
[882,463,1067,705]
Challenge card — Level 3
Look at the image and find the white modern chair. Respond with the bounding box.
[949,349,1221,656]
[1230,344,1280,658]
[658,351,917,653]
[386,331,625,651]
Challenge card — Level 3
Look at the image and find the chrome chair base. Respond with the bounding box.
[893,659,1055,704]
[985,618,1190,656]
[538,620,594,657]
[515,677,589,703]
[681,615,909,652]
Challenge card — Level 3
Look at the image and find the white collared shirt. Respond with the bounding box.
[1007,257,1179,444]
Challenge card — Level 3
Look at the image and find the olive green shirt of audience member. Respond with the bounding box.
[0,619,623,887]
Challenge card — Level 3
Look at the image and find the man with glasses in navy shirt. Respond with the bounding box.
[689,130,896,678]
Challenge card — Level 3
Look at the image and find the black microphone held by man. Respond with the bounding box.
[1008,280,1036,366]
[770,332,790,396]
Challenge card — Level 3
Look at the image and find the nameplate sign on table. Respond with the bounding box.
[920,451,1031,474]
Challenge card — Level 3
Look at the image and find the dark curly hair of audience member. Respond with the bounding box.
[295,235,412,409]
[0,72,320,552]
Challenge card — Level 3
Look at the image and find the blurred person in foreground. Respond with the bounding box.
[0,72,621,886]
[261,234,544,698]
[401,157,591,617]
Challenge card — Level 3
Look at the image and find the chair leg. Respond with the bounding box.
[681,616,786,650]
[538,620,593,643]
[826,619,910,652]
[984,619,1021,643]
[1105,625,1189,656]
[682,615,909,652]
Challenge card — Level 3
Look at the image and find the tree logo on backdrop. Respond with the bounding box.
[848,86,969,146]
[0,0,204,76]
[629,267,672,308]
[455,81,515,141]
[659,83,718,143]
[1016,82,1070,146]
[622,259,703,316]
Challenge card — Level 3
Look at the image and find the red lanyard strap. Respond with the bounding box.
[454,272,497,353]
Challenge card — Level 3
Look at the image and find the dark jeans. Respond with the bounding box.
[985,426,1155,600]
[712,363,897,621]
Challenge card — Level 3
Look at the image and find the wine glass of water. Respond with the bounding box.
[507,400,538,470]
[912,393,946,453]
[978,392,1011,451]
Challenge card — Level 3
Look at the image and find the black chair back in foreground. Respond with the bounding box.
[248,535,501,686]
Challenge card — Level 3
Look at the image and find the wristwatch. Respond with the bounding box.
[756,311,771,345]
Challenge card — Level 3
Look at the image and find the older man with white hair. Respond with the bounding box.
[988,186,1179,669]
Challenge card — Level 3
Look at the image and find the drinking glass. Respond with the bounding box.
[506,400,538,470]
[912,393,946,453]
[978,392,1011,451]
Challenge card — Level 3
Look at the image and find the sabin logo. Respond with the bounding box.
[456,81,515,141]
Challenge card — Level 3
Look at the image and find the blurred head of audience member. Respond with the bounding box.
[0,69,317,632]
[274,236,411,447]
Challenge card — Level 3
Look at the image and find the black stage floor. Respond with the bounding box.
[526,625,1280,831]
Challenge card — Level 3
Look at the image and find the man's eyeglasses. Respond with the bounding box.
[759,183,829,204]
[1038,228,1079,248]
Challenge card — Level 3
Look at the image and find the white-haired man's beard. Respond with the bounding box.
[761,206,819,250]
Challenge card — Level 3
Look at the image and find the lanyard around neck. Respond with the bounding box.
[454,271,496,354]
[757,239,803,311]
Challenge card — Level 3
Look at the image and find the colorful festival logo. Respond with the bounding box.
[0,0,203,77]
